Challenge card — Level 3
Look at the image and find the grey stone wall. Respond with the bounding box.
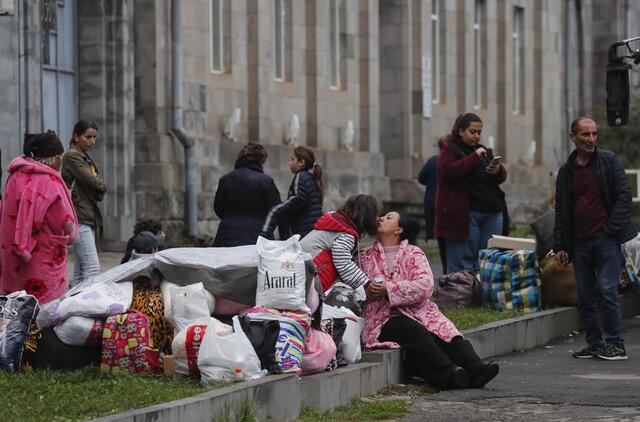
[0,1,41,185]
[77,0,136,248]
[133,0,389,241]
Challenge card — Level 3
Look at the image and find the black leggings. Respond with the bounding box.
[379,315,483,387]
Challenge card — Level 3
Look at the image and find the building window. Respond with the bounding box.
[431,0,441,103]
[210,0,223,73]
[41,0,77,142]
[273,0,285,80]
[474,0,487,109]
[329,0,345,89]
[512,6,525,114]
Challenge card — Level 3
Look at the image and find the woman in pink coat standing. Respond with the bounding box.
[358,211,498,389]
[0,131,78,304]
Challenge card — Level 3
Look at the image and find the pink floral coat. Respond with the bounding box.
[359,240,461,349]
[0,156,78,304]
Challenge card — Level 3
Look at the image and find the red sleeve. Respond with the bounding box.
[437,146,483,182]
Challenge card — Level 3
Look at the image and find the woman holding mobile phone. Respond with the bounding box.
[434,113,508,274]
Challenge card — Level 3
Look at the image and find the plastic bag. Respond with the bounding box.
[302,327,337,374]
[0,291,39,372]
[197,316,266,382]
[53,316,104,347]
[162,281,215,329]
[321,304,363,364]
[256,235,309,313]
[171,283,214,333]
[36,280,132,330]
[172,319,232,375]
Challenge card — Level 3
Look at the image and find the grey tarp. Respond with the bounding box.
[91,246,316,306]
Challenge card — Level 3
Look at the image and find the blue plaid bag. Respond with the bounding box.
[479,249,542,313]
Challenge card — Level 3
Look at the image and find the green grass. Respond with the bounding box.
[442,306,522,331]
[0,367,220,422]
[509,224,535,239]
[297,399,409,422]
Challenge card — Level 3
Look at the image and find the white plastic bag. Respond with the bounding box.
[197,316,266,382]
[171,283,214,333]
[37,281,132,329]
[162,281,215,329]
[172,319,232,375]
[322,304,363,364]
[255,235,309,312]
[53,316,104,347]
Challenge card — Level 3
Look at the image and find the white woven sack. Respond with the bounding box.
[255,235,309,313]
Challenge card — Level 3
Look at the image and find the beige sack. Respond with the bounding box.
[541,253,578,307]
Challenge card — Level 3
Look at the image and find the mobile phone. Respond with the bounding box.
[489,156,502,166]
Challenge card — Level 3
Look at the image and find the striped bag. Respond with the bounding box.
[244,308,311,374]
[479,249,542,313]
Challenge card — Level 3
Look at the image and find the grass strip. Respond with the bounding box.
[0,367,217,422]
[442,306,522,331]
[297,398,409,422]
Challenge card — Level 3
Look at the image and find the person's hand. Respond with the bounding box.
[555,250,569,267]
[485,163,500,175]
[369,280,388,298]
[475,147,487,157]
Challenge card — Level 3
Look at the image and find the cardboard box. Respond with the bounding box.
[163,355,175,376]
[487,234,536,251]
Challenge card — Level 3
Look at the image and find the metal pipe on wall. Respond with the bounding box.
[171,0,198,237]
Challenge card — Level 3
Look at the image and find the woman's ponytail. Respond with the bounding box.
[312,162,325,201]
[293,146,324,201]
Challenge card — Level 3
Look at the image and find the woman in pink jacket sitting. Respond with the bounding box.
[358,211,498,389]
[0,131,78,304]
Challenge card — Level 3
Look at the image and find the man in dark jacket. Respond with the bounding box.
[554,117,637,361]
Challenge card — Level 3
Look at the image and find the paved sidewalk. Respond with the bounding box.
[65,250,123,280]
[402,317,640,422]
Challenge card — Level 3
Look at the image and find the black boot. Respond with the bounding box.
[470,362,499,388]
[449,366,470,389]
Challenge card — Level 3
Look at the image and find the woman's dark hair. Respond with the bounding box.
[23,130,64,158]
[341,194,380,236]
[293,146,324,201]
[133,219,163,236]
[398,213,420,245]
[450,113,483,140]
[235,142,268,167]
[71,120,98,145]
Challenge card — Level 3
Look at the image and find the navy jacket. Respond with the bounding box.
[554,147,637,258]
[213,162,281,247]
[260,170,323,239]
[418,154,438,239]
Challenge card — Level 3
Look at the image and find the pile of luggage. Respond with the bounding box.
[436,209,640,313]
[0,235,364,381]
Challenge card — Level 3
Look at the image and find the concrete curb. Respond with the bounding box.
[89,292,640,422]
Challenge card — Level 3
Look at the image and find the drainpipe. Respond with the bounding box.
[171,0,198,237]
[563,0,573,157]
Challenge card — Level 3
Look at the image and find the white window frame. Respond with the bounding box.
[273,0,285,81]
[431,0,440,103]
[210,0,224,73]
[473,0,486,109]
[512,6,524,114]
[329,0,341,89]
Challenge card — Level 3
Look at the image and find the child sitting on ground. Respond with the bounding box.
[121,219,166,263]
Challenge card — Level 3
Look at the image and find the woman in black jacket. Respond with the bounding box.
[260,146,324,239]
[213,143,281,247]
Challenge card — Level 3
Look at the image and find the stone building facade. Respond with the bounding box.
[1,0,639,247]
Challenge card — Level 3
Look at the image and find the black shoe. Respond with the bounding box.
[449,366,470,389]
[470,362,499,388]
[596,345,628,361]
[572,347,601,359]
